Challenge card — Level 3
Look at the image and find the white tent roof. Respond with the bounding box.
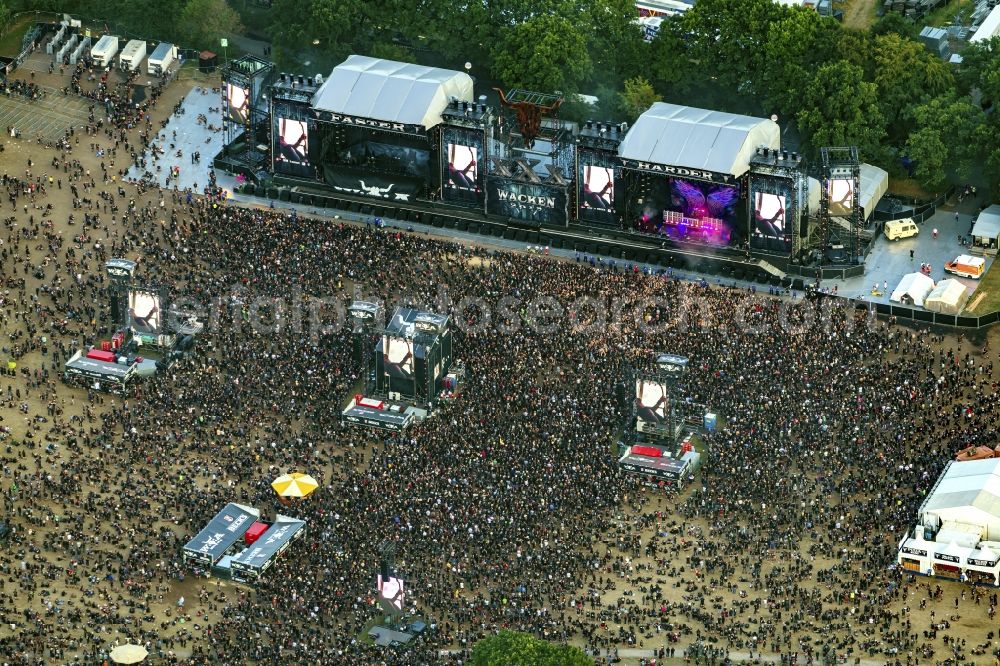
[922,459,1000,541]
[859,163,888,219]
[972,5,1000,43]
[890,272,935,307]
[618,103,780,177]
[311,55,474,129]
[924,279,969,315]
[972,205,1000,240]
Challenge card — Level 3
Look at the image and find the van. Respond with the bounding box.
[885,218,919,241]
[944,254,986,279]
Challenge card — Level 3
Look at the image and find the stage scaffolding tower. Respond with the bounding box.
[221,55,275,173]
[816,146,862,263]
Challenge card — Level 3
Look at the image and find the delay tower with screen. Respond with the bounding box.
[747,147,807,257]
[269,73,322,180]
[220,55,275,174]
[375,308,452,404]
[576,120,625,227]
[633,353,689,444]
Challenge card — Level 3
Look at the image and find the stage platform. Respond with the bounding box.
[126,86,223,190]
[369,626,416,646]
[342,397,427,431]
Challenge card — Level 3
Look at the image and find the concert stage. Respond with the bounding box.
[211,53,892,283]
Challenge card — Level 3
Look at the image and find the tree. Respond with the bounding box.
[905,93,984,189]
[645,18,688,91]
[872,33,954,141]
[956,36,1000,103]
[618,76,661,121]
[870,12,918,40]
[271,0,358,70]
[490,13,591,94]
[759,7,842,117]
[796,61,886,161]
[680,0,785,92]
[179,0,243,50]
[471,631,591,666]
[580,0,646,87]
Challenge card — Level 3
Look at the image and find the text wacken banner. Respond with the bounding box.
[620,159,736,185]
[312,110,425,136]
[486,176,569,225]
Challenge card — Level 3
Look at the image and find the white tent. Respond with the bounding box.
[311,55,473,130]
[922,459,1000,541]
[618,103,779,177]
[890,272,935,307]
[859,164,888,220]
[972,205,1000,253]
[924,279,970,315]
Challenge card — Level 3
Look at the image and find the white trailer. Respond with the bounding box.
[119,39,146,72]
[90,35,119,68]
[147,42,177,76]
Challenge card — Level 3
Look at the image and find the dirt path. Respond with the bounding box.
[843,0,880,30]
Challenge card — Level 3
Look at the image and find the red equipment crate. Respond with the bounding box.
[244,521,269,546]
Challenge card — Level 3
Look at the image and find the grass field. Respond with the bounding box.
[923,0,974,27]
[0,13,41,57]
[965,261,1000,315]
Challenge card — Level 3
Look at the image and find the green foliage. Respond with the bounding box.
[796,61,886,161]
[470,631,591,666]
[870,12,918,40]
[680,0,783,92]
[619,76,661,122]
[179,0,243,50]
[490,13,591,94]
[645,23,687,91]
[872,33,954,140]
[905,93,983,190]
[759,8,842,117]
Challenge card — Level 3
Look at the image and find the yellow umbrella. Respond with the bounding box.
[110,644,148,664]
[271,472,319,498]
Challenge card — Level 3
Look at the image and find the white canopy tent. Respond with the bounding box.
[859,163,888,220]
[890,272,935,307]
[922,459,1000,541]
[311,55,474,130]
[618,103,780,177]
[972,205,1000,253]
[924,279,970,315]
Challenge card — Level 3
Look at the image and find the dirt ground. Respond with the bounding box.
[2,47,1000,666]
[842,0,880,31]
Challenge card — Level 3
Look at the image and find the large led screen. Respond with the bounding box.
[634,177,740,246]
[581,165,614,212]
[377,575,405,612]
[753,192,786,240]
[276,118,309,164]
[226,83,249,125]
[383,336,414,379]
[635,378,668,424]
[129,290,161,335]
[828,179,853,216]
[446,143,478,191]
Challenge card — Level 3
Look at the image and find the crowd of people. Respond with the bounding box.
[0,51,999,666]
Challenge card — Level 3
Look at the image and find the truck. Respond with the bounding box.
[119,39,146,72]
[944,254,986,279]
[147,42,177,76]
[90,35,119,68]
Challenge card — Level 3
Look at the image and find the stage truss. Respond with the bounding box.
[815,146,862,263]
[748,148,807,258]
[221,55,274,172]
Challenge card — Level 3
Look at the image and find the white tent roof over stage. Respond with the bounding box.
[312,55,474,130]
[619,103,780,177]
